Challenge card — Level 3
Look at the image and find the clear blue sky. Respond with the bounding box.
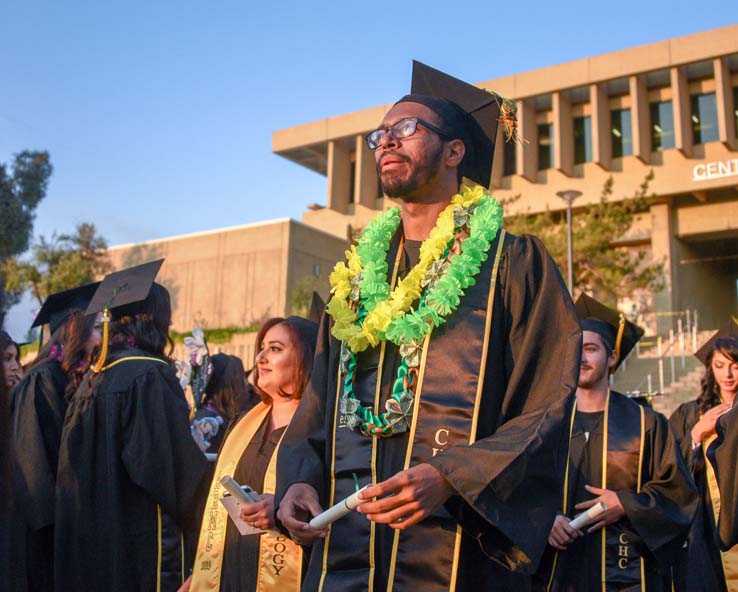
[1,0,735,337]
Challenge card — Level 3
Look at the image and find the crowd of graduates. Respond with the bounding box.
[2,60,738,592]
[1,260,737,592]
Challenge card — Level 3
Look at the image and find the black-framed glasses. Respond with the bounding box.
[364,117,450,150]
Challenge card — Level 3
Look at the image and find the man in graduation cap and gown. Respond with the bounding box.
[540,294,698,591]
[10,282,99,591]
[275,61,582,591]
[54,261,211,592]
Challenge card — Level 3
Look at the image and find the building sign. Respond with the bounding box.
[693,159,738,182]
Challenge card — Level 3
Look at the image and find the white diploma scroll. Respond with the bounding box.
[220,475,261,504]
[569,502,607,530]
[309,485,369,530]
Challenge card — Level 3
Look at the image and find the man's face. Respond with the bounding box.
[579,330,616,389]
[373,102,447,200]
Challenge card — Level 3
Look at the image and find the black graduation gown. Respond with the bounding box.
[10,360,68,591]
[669,400,733,591]
[542,392,697,591]
[276,230,582,591]
[54,350,212,592]
[709,403,738,551]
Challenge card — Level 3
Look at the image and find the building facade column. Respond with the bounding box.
[516,99,537,182]
[354,134,378,209]
[630,74,651,163]
[670,66,693,157]
[714,57,737,150]
[591,82,612,170]
[327,140,351,214]
[553,91,573,176]
[650,202,678,333]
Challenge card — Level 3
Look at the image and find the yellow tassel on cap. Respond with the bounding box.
[92,309,111,374]
[611,313,626,374]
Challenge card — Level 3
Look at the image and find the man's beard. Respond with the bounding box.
[378,143,444,200]
[578,364,609,389]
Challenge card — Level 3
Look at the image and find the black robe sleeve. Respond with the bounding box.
[618,411,699,565]
[708,404,738,550]
[120,365,212,532]
[668,401,700,472]
[426,235,581,571]
[11,362,67,531]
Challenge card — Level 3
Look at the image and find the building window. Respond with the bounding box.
[573,116,592,164]
[733,87,738,141]
[348,161,356,204]
[650,101,675,151]
[611,109,633,158]
[537,123,553,170]
[691,92,719,145]
[503,137,517,176]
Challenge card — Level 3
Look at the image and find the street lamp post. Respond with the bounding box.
[556,190,582,294]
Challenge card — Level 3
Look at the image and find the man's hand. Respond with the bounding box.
[574,485,625,533]
[177,575,191,592]
[239,493,275,531]
[276,483,327,546]
[548,514,583,550]
[356,463,454,530]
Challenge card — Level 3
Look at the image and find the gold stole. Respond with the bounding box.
[703,433,738,590]
[191,403,302,592]
[548,391,646,591]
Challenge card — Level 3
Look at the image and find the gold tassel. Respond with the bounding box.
[92,309,111,373]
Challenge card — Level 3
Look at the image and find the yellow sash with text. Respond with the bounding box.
[190,402,302,591]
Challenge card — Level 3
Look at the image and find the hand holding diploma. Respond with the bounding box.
[574,485,625,533]
[309,485,369,529]
[277,483,328,546]
[356,463,454,530]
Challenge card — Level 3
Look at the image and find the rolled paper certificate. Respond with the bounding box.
[220,475,260,504]
[569,502,607,530]
[309,485,369,530]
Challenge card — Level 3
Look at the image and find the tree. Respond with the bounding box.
[3,223,112,306]
[0,151,53,321]
[502,172,664,303]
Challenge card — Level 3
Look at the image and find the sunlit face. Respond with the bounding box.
[578,330,617,389]
[3,344,22,390]
[712,349,738,397]
[374,102,446,201]
[255,323,298,399]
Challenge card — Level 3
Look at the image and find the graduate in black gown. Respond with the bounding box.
[1,330,23,391]
[183,316,317,592]
[540,294,698,591]
[672,322,738,590]
[10,283,100,591]
[54,261,211,592]
[276,62,582,591]
[708,333,738,557]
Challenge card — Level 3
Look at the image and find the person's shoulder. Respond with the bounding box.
[670,399,699,421]
[101,350,174,391]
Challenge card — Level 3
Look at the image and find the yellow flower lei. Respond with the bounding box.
[327,184,488,353]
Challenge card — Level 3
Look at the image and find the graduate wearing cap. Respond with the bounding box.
[276,62,582,590]
[540,294,697,591]
[53,261,211,592]
[670,320,738,590]
[9,282,101,591]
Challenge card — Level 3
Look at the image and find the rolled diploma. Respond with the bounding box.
[220,475,260,504]
[569,502,607,530]
[309,485,369,529]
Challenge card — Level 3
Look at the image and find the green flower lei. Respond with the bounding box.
[338,192,504,437]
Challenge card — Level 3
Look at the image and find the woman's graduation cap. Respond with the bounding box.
[86,259,164,373]
[575,293,645,372]
[695,318,738,365]
[395,61,516,188]
[31,282,101,335]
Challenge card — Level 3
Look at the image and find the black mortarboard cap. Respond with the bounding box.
[86,259,164,318]
[308,291,325,325]
[575,293,645,371]
[695,319,738,365]
[396,61,505,188]
[31,282,100,334]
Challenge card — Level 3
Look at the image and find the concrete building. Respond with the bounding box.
[273,24,738,330]
[109,218,346,336]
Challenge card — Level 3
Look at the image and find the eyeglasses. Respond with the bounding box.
[364,117,449,150]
